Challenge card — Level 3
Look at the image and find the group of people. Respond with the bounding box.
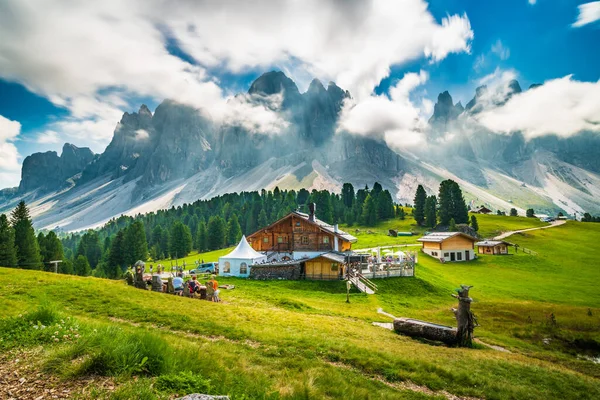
[126,263,221,302]
[172,273,221,302]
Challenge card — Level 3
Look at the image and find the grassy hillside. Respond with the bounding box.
[1,220,599,399]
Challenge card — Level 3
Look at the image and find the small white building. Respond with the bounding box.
[417,232,478,262]
[219,235,267,277]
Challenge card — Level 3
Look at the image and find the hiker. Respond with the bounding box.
[208,275,220,302]
[173,273,184,295]
[189,275,200,295]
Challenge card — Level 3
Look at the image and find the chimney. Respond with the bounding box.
[334,224,339,233]
[308,203,316,222]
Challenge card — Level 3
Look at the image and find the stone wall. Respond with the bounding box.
[249,264,301,280]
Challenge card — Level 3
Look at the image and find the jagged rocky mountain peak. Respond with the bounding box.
[437,90,454,106]
[507,79,522,94]
[307,78,326,94]
[138,104,152,116]
[248,70,300,96]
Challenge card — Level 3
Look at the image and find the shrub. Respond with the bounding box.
[0,304,80,350]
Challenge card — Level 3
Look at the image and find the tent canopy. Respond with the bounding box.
[222,235,265,260]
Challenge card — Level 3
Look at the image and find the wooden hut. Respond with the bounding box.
[475,240,511,255]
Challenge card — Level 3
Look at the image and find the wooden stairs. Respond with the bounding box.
[348,271,378,295]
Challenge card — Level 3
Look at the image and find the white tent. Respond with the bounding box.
[218,235,267,277]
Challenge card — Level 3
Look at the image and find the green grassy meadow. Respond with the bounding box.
[1,217,599,399]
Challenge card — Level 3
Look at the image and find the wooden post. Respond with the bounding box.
[451,285,478,347]
[346,279,351,303]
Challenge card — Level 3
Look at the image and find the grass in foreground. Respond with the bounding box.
[1,221,599,399]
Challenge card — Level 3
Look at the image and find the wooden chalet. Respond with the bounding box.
[475,240,512,255]
[417,232,478,262]
[472,205,492,214]
[247,204,356,259]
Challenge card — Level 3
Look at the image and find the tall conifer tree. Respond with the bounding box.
[11,201,41,269]
[0,214,17,268]
[413,185,427,226]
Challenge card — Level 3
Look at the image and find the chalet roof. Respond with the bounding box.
[475,240,512,247]
[417,232,478,243]
[249,211,357,243]
[473,206,492,213]
[312,252,347,263]
[292,211,357,242]
[220,236,267,260]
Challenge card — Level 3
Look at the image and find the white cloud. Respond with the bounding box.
[572,2,600,27]
[0,0,473,150]
[0,115,22,187]
[134,129,150,141]
[476,76,600,139]
[491,40,510,60]
[37,130,61,144]
[529,0,537,5]
[338,70,429,149]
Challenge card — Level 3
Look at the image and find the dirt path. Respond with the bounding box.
[493,220,566,240]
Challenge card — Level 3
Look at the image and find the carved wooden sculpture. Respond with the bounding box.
[452,285,478,347]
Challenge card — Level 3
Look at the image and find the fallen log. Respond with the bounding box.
[393,318,457,345]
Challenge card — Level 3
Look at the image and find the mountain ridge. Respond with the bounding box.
[2,71,600,231]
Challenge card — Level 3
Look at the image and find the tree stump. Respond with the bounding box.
[452,285,478,347]
[151,275,163,292]
[167,277,175,294]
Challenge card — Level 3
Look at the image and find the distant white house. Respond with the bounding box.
[218,235,267,277]
[417,232,478,262]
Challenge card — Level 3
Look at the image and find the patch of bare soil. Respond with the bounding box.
[0,348,116,400]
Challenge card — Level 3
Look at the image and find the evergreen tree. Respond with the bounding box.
[41,231,64,268]
[77,230,102,269]
[438,180,453,226]
[296,188,310,205]
[372,182,383,195]
[107,230,125,278]
[195,221,208,252]
[345,209,355,226]
[450,182,469,224]
[151,225,164,247]
[74,254,91,276]
[413,185,427,226]
[310,191,333,223]
[424,195,437,228]
[526,208,535,218]
[227,214,243,246]
[170,221,193,258]
[124,221,148,265]
[449,218,457,232]
[207,216,227,251]
[59,259,74,275]
[257,208,268,230]
[0,214,17,268]
[159,228,170,258]
[37,232,47,262]
[376,190,395,220]
[396,206,406,220]
[341,183,355,208]
[11,201,41,269]
[470,215,479,232]
[356,186,369,208]
[245,212,257,235]
[361,194,378,226]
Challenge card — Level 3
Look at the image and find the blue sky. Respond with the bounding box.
[0,0,599,187]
